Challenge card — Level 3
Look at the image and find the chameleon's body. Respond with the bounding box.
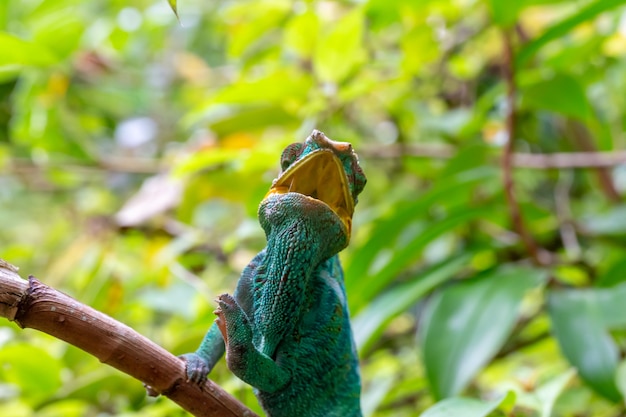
[181,130,366,417]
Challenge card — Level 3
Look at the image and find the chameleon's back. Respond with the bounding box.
[255,255,362,417]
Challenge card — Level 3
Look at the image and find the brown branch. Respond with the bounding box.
[501,30,546,266]
[512,150,626,168]
[566,120,621,202]
[10,157,163,175]
[360,144,626,169]
[97,156,164,173]
[0,259,258,417]
[554,171,581,260]
[10,147,626,177]
[495,330,551,360]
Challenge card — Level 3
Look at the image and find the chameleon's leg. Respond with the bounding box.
[180,323,225,383]
[215,293,291,393]
[180,251,263,384]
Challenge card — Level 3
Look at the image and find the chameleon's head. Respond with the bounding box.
[263,130,367,240]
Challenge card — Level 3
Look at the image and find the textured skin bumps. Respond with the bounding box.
[180,131,366,417]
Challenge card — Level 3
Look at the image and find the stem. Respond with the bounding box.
[501,30,544,266]
[360,145,626,169]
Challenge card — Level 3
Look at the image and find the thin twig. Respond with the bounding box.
[10,157,163,175]
[360,145,626,169]
[566,120,621,202]
[512,150,626,168]
[501,30,544,266]
[555,171,581,260]
[495,331,551,360]
[9,147,626,176]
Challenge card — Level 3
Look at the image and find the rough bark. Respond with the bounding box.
[0,259,258,417]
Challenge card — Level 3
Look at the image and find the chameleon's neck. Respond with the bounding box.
[255,193,348,356]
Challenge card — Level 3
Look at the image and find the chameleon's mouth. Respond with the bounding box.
[264,149,354,237]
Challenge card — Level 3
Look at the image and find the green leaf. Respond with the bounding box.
[283,11,320,58]
[516,0,626,67]
[420,267,547,399]
[521,73,590,120]
[581,205,626,236]
[401,25,440,76]
[549,283,626,401]
[139,282,197,318]
[487,0,525,27]
[313,9,367,83]
[0,343,63,403]
[352,253,471,353]
[185,70,311,131]
[350,205,493,313]
[440,142,490,178]
[31,10,85,59]
[488,0,570,27]
[210,70,313,105]
[37,400,91,417]
[365,0,422,29]
[345,167,499,312]
[0,401,31,417]
[0,32,58,68]
[421,391,515,417]
[173,147,243,176]
[184,104,299,136]
[536,369,577,417]
[616,360,626,401]
[167,0,178,18]
[225,1,291,58]
[597,258,626,287]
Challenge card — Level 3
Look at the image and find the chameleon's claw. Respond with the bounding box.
[179,353,210,384]
[214,308,227,343]
[214,293,236,343]
[216,293,237,308]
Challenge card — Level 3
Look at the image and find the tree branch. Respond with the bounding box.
[0,259,258,417]
[566,119,621,202]
[512,150,626,169]
[11,146,626,178]
[554,171,581,260]
[501,29,545,266]
[360,145,626,169]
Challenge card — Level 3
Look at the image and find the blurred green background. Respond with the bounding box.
[2,0,626,416]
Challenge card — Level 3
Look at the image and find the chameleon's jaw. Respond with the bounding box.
[264,149,354,237]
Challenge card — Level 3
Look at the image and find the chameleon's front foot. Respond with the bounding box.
[214,293,252,367]
[213,294,234,343]
[214,293,290,392]
[179,352,210,384]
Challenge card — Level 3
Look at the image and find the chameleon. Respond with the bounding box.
[180,130,367,417]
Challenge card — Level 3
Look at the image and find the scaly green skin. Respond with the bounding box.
[181,131,366,417]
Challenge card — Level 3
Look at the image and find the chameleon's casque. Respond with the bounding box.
[181,130,366,417]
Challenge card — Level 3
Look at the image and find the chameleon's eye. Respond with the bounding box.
[280,143,304,171]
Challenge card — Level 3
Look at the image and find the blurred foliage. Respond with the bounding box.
[2,0,626,416]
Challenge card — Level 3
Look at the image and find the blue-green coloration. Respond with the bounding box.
[181,130,366,417]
